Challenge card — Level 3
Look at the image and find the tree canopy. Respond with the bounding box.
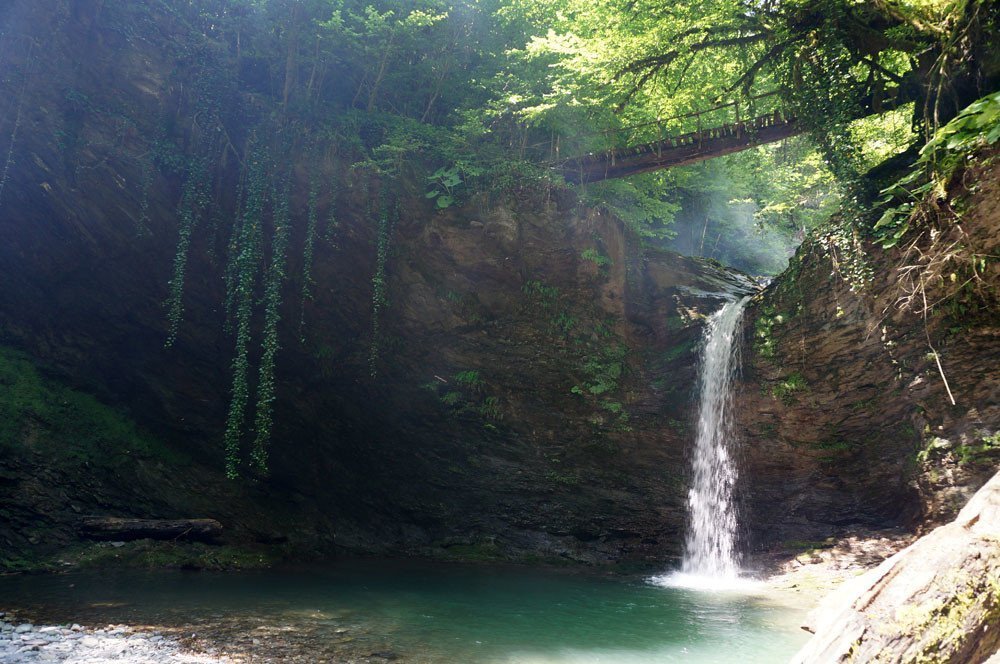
[99,0,1000,273]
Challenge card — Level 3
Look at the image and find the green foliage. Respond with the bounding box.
[425,162,482,209]
[454,370,484,391]
[250,177,292,476]
[118,0,995,480]
[601,399,624,414]
[0,345,182,466]
[753,304,784,359]
[430,371,501,423]
[497,0,993,265]
[551,311,577,336]
[572,344,626,399]
[522,279,559,305]
[580,248,611,268]
[222,147,268,480]
[875,91,1000,248]
[425,165,462,208]
[152,136,187,175]
[349,112,467,177]
[369,189,396,378]
[666,418,688,434]
[960,431,1000,465]
[771,372,807,404]
[581,176,681,240]
[818,217,875,292]
[739,138,842,235]
[479,395,503,421]
[299,171,322,337]
[478,159,559,204]
[165,156,211,348]
[665,150,834,275]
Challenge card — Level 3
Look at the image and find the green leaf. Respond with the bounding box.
[874,207,903,229]
[986,123,1000,144]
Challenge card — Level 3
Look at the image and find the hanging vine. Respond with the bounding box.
[299,170,320,339]
[323,160,341,244]
[223,161,249,333]
[368,187,396,378]
[251,175,292,475]
[164,59,231,347]
[164,155,212,348]
[222,147,267,479]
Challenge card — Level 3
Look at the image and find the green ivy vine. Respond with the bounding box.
[222,147,267,479]
[165,155,211,348]
[818,217,874,293]
[368,188,396,378]
[299,171,320,338]
[251,176,292,475]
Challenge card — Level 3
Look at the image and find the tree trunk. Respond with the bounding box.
[80,517,223,542]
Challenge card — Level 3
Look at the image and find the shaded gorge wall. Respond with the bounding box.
[0,0,760,565]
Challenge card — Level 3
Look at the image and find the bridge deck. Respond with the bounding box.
[559,112,800,183]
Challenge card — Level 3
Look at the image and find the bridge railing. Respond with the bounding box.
[529,91,790,166]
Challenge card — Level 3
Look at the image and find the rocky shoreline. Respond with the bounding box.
[0,615,226,663]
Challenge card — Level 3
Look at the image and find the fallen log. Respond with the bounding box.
[79,517,223,542]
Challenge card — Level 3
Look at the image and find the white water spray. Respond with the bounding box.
[652,296,756,591]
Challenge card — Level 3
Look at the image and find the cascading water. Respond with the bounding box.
[652,296,755,590]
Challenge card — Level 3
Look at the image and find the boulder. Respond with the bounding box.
[793,471,1000,663]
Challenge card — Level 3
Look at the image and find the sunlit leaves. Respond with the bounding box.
[874,91,1000,248]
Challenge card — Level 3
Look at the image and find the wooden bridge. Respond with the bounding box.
[551,88,914,183]
[551,94,801,184]
[559,111,800,184]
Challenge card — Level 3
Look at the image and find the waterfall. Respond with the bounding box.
[682,296,748,578]
[652,296,754,590]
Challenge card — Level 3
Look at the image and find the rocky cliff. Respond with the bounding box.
[738,151,1000,554]
[1,0,997,576]
[0,0,759,567]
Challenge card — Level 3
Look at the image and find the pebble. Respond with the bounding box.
[0,617,229,662]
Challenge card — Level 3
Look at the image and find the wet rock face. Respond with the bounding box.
[738,157,1000,553]
[336,199,759,563]
[0,1,756,563]
[792,470,1000,663]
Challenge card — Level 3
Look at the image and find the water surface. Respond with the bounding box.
[0,560,807,662]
